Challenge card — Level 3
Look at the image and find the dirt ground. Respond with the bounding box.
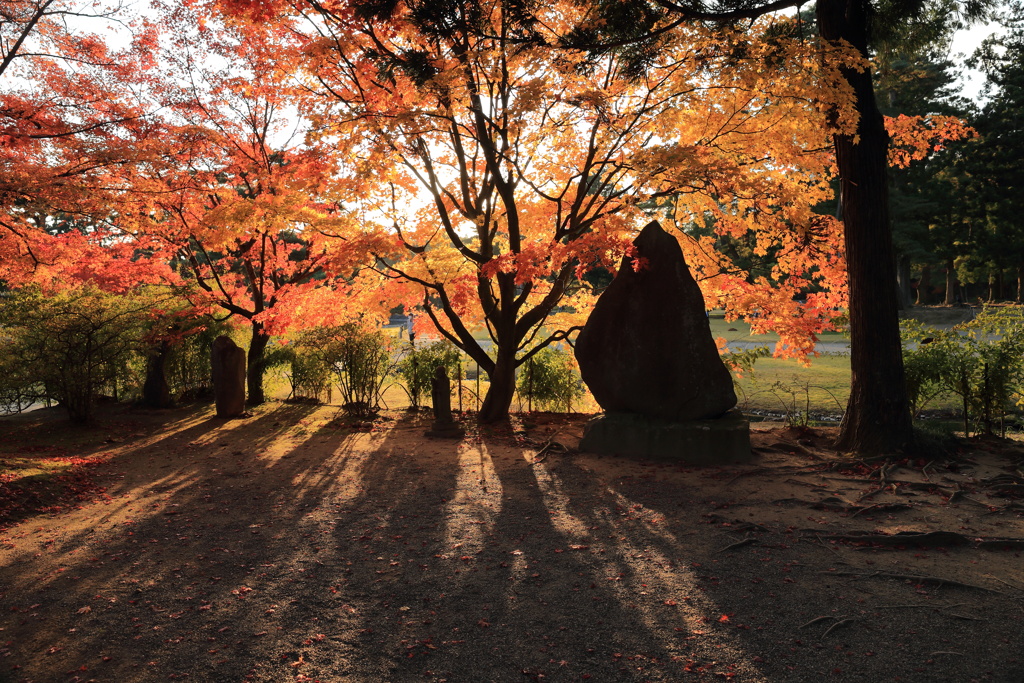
[2,402,1024,683]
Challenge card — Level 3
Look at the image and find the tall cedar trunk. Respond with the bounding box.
[916,264,931,305]
[142,340,174,409]
[818,0,914,454]
[478,347,517,423]
[945,257,958,304]
[247,321,270,406]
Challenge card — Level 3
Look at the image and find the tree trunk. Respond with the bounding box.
[478,346,517,423]
[142,340,174,409]
[916,264,931,305]
[1017,266,1023,303]
[944,257,958,305]
[818,0,914,454]
[896,253,912,310]
[988,271,997,302]
[247,321,271,406]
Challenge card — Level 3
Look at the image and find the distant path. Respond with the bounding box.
[725,340,850,354]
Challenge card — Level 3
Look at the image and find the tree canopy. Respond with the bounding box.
[0,0,1011,437]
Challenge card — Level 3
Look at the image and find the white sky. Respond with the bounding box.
[950,21,1002,101]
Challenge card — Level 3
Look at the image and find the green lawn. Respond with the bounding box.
[732,354,851,418]
[731,353,965,420]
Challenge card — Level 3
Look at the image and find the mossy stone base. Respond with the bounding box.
[579,409,752,464]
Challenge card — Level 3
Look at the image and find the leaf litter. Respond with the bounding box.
[1,402,1023,681]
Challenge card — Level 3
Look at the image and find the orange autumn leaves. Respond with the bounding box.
[1,0,975,364]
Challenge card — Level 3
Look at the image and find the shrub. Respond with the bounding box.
[397,341,462,409]
[160,316,235,401]
[276,341,334,403]
[900,307,1024,436]
[0,287,151,422]
[900,318,956,418]
[295,323,393,416]
[516,346,584,412]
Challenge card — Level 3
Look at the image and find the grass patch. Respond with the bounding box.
[733,355,851,418]
[733,353,965,419]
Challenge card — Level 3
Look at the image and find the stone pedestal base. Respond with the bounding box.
[426,422,465,439]
[579,409,751,464]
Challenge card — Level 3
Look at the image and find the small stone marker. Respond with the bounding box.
[574,220,750,462]
[426,366,464,438]
[211,336,246,418]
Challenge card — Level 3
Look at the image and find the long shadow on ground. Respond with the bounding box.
[2,406,1023,682]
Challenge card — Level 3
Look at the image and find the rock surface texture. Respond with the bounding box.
[575,220,736,421]
[211,335,246,418]
[426,366,464,438]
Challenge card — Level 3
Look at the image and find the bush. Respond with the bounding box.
[276,341,334,403]
[162,317,235,401]
[0,287,151,422]
[295,323,393,416]
[516,346,584,412]
[397,341,462,409]
[901,307,1024,436]
[0,329,47,414]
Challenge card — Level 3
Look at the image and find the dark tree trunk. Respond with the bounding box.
[142,340,174,409]
[896,253,912,310]
[1017,266,1023,303]
[478,345,517,423]
[944,257,958,305]
[818,0,914,454]
[988,271,997,302]
[916,264,931,305]
[247,321,271,406]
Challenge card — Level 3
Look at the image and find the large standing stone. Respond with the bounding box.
[211,336,246,418]
[575,221,736,421]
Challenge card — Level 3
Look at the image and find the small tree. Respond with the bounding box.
[278,340,334,403]
[901,307,1024,436]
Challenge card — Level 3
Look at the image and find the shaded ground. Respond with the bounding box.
[2,402,1024,682]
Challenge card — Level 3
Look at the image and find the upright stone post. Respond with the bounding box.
[426,366,464,438]
[141,339,174,409]
[574,221,750,463]
[211,336,246,418]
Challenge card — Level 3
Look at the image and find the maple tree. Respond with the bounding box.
[118,9,388,405]
[0,0,162,288]
[251,0,865,422]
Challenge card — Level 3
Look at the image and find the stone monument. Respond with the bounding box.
[426,366,465,438]
[574,221,750,463]
[211,335,246,418]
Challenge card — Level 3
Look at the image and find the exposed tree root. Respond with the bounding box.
[822,617,859,638]
[816,530,1024,550]
[717,536,757,553]
[824,570,1005,593]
